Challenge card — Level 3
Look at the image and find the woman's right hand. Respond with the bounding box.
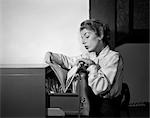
[44,52,53,64]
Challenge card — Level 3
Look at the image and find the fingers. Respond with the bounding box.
[45,52,52,64]
[81,58,94,66]
[75,58,86,66]
[75,58,94,67]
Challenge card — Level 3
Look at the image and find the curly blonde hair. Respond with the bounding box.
[80,19,110,45]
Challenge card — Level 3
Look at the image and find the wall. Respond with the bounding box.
[116,44,149,103]
[90,0,149,103]
[116,0,149,103]
[90,0,116,49]
[0,0,89,64]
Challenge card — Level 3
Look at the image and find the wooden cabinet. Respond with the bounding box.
[0,64,89,117]
[45,65,89,116]
[0,64,47,118]
[45,65,81,116]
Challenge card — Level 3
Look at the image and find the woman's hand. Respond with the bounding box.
[75,58,95,74]
[75,58,95,67]
[75,58,101,72]
[44,52,53,64]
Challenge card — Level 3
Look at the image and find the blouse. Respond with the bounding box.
[45,45,123,98]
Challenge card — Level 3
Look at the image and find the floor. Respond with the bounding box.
[46,106,149,118]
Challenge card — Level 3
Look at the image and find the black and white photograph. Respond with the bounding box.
[0,0,149,118]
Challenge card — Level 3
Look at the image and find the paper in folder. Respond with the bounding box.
[48,63,80,93]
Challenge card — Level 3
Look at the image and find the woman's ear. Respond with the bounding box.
[98,33,104,41]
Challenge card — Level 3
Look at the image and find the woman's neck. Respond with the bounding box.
[95,42,106,56]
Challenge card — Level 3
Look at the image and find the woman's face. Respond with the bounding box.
[80,28,100,52]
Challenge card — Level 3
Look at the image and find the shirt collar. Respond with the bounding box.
[98,45,110,58]
[89,45,110,58]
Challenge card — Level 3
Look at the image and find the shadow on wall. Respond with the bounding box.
[116,43,149,103]
[115,0,149,47]
[115,29,149,48]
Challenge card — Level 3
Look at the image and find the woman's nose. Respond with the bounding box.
[82,39,86,44]
[82,41,85,44]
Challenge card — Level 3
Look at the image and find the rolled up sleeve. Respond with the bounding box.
[45,52,87,70]
[87,54,119,95]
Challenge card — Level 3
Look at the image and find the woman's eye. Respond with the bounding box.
[85,35,89,38]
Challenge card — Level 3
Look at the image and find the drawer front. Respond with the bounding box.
[49,95,80,115]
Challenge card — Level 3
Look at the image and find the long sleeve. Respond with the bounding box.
[45,52,89,70]
[87,53,119,95]
[45,52,76,69]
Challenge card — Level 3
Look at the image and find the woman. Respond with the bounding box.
[45,19,124,117]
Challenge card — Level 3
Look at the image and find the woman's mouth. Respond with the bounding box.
[84,46,88,49]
